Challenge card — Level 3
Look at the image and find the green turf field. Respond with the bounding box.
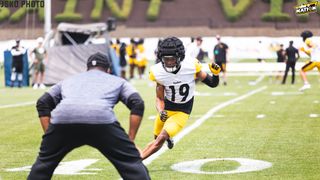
[0,69,320,179]
[234,58,309,63]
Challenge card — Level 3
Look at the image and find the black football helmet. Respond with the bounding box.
[157,37,185,73]
[300,30,313,42]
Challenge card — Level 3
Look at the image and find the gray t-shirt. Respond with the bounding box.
[48,69,137,124]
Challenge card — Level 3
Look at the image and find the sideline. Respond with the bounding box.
[0,101,35,109]
[143,86,268,165]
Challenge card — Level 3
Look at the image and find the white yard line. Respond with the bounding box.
[249,75,265,86]
[143,86,267,166]
[0,101,35,109]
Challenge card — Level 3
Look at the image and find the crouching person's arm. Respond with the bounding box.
[36,83,62,133]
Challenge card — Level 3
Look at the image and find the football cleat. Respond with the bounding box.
[167,138,174,149]
[299,84,311,91]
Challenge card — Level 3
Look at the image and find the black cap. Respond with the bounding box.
[87,52,111,70]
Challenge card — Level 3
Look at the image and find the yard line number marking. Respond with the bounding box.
[171,158,272,174]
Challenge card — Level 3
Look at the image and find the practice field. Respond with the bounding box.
[0,73,320,179]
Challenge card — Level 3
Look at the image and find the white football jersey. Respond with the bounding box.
[149,57,202,104]
[302,37,320,62]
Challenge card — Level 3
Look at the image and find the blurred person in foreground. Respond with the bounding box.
[282,41,300,85]
[27,52,150,180]
[141,37,220,160]
[213,35,228,85]
[298,30,320,91]
[10,39,26,87]
[188,37,207,63]
[30,37,47,89]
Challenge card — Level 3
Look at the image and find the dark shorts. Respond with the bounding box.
[34,62,45,73]
[216,62,226,72]
[12,65,23,73]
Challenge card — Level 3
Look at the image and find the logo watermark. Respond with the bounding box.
[295,1,318,15]
[0,0,44,8]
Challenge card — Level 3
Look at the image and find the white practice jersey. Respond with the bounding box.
[302,37,320,62]
[149,57,202,104]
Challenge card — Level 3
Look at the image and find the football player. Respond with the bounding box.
[127,38,139,79]
[141,37,221,160]
[299,30,320,91]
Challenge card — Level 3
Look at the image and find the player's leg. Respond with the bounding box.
[291,62,296,84]
[282,63,290,84]
[316,62,320,71]
[92,122,150,180]
[33,69,39,89]
[10,68,16,87]
[163,111,189,138]
[17,73,23,87]
[299,61,314,91]
[222,63,227,85]
[141,129,170,160]
[142,113,174,159]
[129,58,134,79]
[121,66,126,79]
[39,64,46,89]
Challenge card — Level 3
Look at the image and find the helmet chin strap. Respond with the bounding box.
[164,66,177,73]
[163,63,181,73]
[161,57,181,73]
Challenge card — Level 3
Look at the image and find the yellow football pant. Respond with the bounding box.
[153,110,189,138]
[301,61,320,72]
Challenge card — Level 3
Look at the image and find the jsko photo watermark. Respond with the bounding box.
[0,0,44,8]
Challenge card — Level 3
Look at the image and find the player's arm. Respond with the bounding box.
[36,93,57,132]
[296,49,300,60]
[196,63,220,88]
[155,83,165,113]
[44,50,48,61]
[211,48,216,63]
[124,93,145,142]
[120,82,145,142]
[37,83,62,133]
[28,48,33,59]
[225,44,229,63]
[299,46,311,56]
[155,83,168,121]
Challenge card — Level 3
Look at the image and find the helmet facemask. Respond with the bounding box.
[161,55,181,73]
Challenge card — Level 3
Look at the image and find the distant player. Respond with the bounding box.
[141,37,221,160]
[299,30,320,91]
[30,37,47,89]
[137,38,148,78]
[213,35,228,85]
[282,41,300,85]
[127,38,138,79]
[10,39,26,87]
